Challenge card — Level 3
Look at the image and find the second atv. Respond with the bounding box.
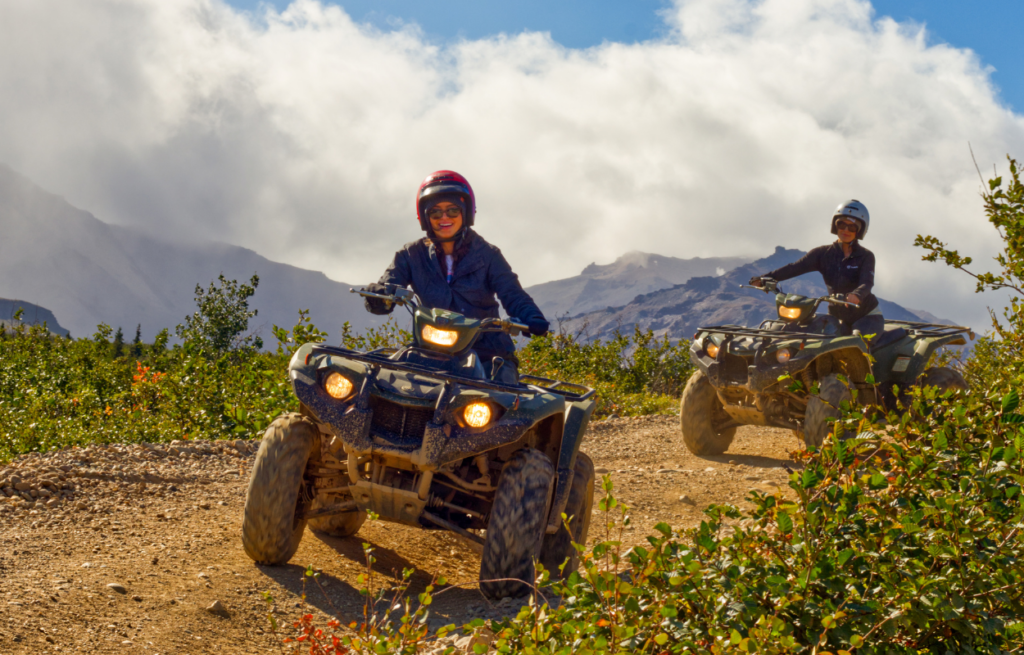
[241,286,596,599]
[680,277,971,454]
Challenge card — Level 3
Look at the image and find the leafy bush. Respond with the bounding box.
[916,154,1024,393]
[519,326,693,417]
[477,383,1023,654]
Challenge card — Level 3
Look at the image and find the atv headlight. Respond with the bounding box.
[775,348,792,364]
[422,324,459,347]
[463,402,492,428]
[324,372,354,400]
[705,343,719,359]
[778,306,802,320]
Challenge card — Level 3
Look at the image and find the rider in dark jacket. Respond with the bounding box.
[751,200,883,337]
[364,171,548,381]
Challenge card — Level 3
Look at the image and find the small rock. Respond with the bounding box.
[762,480,778,486]
[14,481,31,492]
[107,583,127,594]
[131,595,142,602]
[704,467,716,472]
[594,467,610,474]
[728,460,737,465]
[197,572,209,579]
[655,469,677,474]
[678,495,697,506]
[206,599,230,618]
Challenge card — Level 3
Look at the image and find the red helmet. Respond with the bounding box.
[415,170,476,231]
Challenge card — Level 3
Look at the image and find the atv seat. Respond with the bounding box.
[869,326,908,352]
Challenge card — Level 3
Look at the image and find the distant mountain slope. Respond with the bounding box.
[0,165,381,342]
[525,251,751,320]
[560,246,948,342]
[0,298,68,335]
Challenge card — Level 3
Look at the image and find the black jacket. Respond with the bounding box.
[764,241,879,324]
[367,230,546,357]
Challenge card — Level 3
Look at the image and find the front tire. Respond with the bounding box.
[479,448,554,600]
[680,371,737,455]
[242,413,317,564]
[803,374,851,449]
[540,452,595,580]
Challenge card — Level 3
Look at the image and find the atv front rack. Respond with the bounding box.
[695,325,833,340]
[309,345,596,401]
[882,321,973,338]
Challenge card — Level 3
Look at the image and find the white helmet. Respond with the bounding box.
[831,199,869,239]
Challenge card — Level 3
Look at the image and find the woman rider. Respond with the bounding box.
[363,170,549,384]
[750,200,883,337]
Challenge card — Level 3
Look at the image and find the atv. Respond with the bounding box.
[680,277,972,454]
[241,286,596,599]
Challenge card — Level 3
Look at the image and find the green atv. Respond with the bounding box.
[680,277,972,454]
[241,286,596,599]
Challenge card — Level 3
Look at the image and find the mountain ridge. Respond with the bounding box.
[558,246,952,342]
[0,164,381,342]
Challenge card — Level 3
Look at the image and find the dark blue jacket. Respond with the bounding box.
[368,230,546,358]
[764,241,878,324]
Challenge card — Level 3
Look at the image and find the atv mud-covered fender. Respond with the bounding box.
[545,397,596,534]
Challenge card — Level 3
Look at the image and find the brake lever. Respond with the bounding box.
[350,288,405,304]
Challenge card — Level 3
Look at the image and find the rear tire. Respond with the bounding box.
[803,374,851,449]
[479,448,554,600]
[540,452,594,580]
[918,366,968,394]
[242,413,316,564]
[680,371,736,455]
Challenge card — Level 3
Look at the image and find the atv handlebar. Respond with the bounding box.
[352,288,529,336]
[741,280,858,308]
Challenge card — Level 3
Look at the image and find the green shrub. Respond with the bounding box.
[483,385,1024,654]
[519,327,693,417]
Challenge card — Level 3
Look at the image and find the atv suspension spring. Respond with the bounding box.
[801,368,814,393]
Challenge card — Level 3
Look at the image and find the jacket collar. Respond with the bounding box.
[832,239,863,259]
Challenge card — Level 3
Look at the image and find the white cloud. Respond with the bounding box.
[0,0,1022,329]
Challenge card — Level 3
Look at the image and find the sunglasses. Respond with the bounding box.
[835,219,860,233]
[427,207,463,220]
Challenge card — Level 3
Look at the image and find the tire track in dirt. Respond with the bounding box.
[0,417,800,653]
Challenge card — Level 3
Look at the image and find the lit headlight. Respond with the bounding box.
[706,343,719,359]
[422,324,459,347]
[776,348,792,364]
[324,372,354,400]
[464,402,492,428]
[778,306,802,320]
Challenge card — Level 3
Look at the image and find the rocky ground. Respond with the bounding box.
[0,417,802,653]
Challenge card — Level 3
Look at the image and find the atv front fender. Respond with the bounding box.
[546,397,596,534]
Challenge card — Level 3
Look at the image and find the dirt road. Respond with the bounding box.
[0,416,801,653]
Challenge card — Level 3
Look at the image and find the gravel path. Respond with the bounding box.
[0,417,800,653]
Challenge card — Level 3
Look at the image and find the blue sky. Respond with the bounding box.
[226,0,1023,112]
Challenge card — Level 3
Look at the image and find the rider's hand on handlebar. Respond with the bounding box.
[527,318,550,338]
[846,294,861,305]
[748,276,764,288]
[364,282,394,309]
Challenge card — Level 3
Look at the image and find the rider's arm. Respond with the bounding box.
[763,246,826,282]
[486,248,549,335]
[850,249,876,301]
[365,251,413,315]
